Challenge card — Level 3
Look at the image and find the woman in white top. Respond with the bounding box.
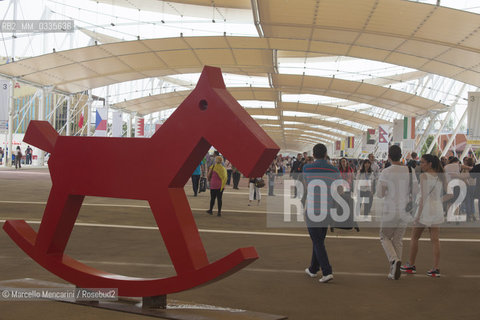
[401,154,447,277]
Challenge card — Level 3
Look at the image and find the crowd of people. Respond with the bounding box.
[193,145,480,284]
[0,145,33,168]
[302,143,480,284]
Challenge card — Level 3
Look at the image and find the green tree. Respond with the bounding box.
[421,135,437,156]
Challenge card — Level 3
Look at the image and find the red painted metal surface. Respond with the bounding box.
[3,66,279,297]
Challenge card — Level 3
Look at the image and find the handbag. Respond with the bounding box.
[255,178,265,188]
[199,177,207,193]
[405,166,415,214]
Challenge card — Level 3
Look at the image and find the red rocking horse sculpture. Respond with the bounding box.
[3,66,279,297]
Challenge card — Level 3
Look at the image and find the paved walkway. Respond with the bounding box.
[1,168,479,319]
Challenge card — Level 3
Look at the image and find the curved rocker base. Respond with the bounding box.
[3,220,258,297]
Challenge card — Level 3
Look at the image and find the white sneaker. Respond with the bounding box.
[319,274,333,283]
[305,268,317,278]
[388,260,401,280]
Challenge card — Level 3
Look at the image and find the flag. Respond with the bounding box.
[78,112,84,128]
[335,140,341,151]
[94,107,107,136]
[367,129,375,144]
[403,117,415,140]
[347,136,355,149]
[341,139,345,151]
[135,117,145,137]
[378,125,388,143]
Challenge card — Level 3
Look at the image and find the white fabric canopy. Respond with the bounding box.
[1,0,478,151]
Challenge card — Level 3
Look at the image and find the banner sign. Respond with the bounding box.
[0,80,9,131]
[335,140,341,151]
[111,111,123,137]
[467,92,480,145]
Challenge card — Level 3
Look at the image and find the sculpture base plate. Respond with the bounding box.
[0,278,287,320]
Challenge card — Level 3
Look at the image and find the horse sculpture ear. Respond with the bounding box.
[24,120,58,153]
[196,66,226,90]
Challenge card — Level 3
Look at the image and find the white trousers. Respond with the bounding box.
[379,225,406,263]
[249,183,261,201]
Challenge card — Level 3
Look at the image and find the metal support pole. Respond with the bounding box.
[460,144,472,160]
[426,108,454,154]
[441,108,468,157]
[37,88,45,166]
[66,95,71,136]
[87,90,92,136]
[353,134,362,158]
[133,113,137,137]
[127,113,132,137]
[415,114,436,154]
[7,79,14,167]
[105,86,109,136]
[11,0,17,60]
[148,115,153,138]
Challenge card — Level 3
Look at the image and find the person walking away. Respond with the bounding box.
[369,153,380,193]
[444,157,462,217]
[15,146,23,169]
[267,161,277,196]
[303,143,339,283]
[290,153,303,197]
[401,154,447,277]
[407,152,421,182]
[377,145,418,280]
[249,177,262,205]
[25,145,33,165]
[225,159,233,185]
[460,157,475,221]
[191,160,203,196]
[338,157,354,218]
[206,156,227,216]
[232,166,241,189]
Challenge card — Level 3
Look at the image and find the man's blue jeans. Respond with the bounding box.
[307,227,332,276]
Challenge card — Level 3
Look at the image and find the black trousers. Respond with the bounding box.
[15,157,21,168]
[209,189,224,213]
[227,170,232,185]
[191,174,200,195]
[232,172,241,189]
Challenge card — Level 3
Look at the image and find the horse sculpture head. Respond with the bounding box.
[152,66,279,181]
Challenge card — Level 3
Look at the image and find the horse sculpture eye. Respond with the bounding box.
[199,99,208,110]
